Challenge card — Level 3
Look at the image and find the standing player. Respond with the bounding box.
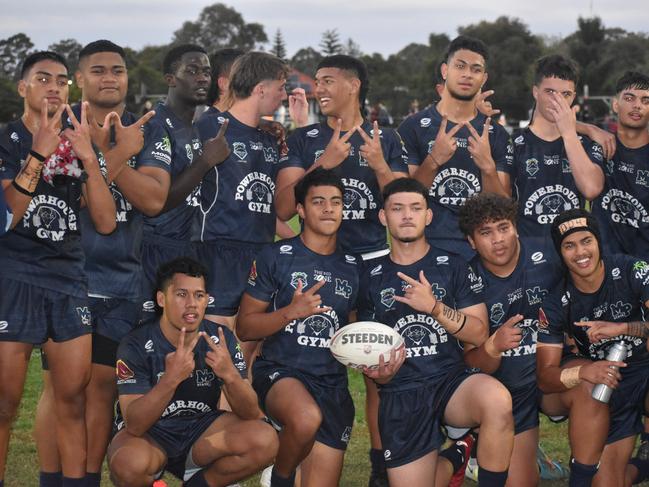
[194,51,289,330]
[458,193,562,486]
[505,55,604,244]
[591,71,649,257]
[0,51,116,487]
[237,169,360,487]
[107,257,277,486]
[140,44,230,317]
[537,209,649,486]
[358,178,514,487]
[398,35,512,260]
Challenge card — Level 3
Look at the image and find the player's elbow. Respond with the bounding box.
[275,200,296,221]
[234,318,255,342]
[94,217,117,235]
[139,198,166,217]
[124,421,147,437]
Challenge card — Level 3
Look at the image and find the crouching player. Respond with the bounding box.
[537,209,649,487]
[107,257,277,487]
[357,178,514,487]
[237,169,360,487]
[458,193,562,486]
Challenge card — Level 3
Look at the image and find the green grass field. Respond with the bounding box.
[5,351,649,486]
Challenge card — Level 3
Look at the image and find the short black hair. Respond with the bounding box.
[229,51,289,99]
[78,40,126,64]
[458,193,518,236]
[294,168,345,206]
[615,71,649,94]
[163,44,207,75]
[317,55,369,115]
[444,35,489,64]
[20,51,68,79]
[381,178,429,207]
[534,54,579,86]
[207,48,245,105]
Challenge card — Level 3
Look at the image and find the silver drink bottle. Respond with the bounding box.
[591,341,627,403]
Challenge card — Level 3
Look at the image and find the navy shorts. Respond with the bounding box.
[195,239,263,316]
[607,364,649,444]
[509,382,540,435]
[141,237,196,317]
[252,359,354,451]
[0,276,91,344]
[378,366,478,468]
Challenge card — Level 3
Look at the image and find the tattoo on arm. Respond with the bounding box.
[627,321,649,339]
[441,304,463,325]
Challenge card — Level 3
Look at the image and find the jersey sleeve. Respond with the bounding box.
[397,116,423,166]
[537,292,567,345]
[0,131,22,180]
[0,182,9,235]
[221,325,248,379]
[452,261,485,309]
[356,268,377,321]
[245,245,278,302]
[627,259,649,305]
[277,130,308,171]
[116,334,153,396]
[382,130,409,173]
[135,121,172,171]
[490,124,514,173]
[581,136,605,169]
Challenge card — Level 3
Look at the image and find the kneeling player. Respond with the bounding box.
[107,258,277,486]
[358,178,514,487]
[537,209,649,487]
[237,169,359,487]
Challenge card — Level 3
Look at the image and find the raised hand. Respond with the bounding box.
[475,90,501,117]
[362,345,406,385]
[587,125,616,160]
[393,271,437,314]
[200,119,231,168]
[578,359,626,388]
[201,328,239,382]
[319,118,357,169]
[547,92,578,137]
[163,327,200,387]
[32,98,67,159]
[288,87,309,127]
[424,116,463,169]
[465,117,495,172]
[492,314,524,352]
[289,278,331,320]
[112,110,156,159]
[357,121,387,171]
[63,102,96,162]
[88,111,117,154]
[582,321,628,344]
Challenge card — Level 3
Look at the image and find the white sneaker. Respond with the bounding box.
[465,457,479,482]
[260,465,273,487]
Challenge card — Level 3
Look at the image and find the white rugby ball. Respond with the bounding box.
[330,321,404,369]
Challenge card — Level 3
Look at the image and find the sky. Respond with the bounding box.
[2,0,647,57]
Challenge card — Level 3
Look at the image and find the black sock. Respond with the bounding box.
[369,448,386,475]
[629,457,649,484]
[1,479,4,487]
[39,471,62,487]
[85,472,101,487]
[270,466,296,487]
[569,459,599,487]
[642,432,649,443]
[184,470,210,487]
[61,477,85,487]
[439,442,467,473]
[477,465,508,487]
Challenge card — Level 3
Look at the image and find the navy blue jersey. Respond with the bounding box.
[592,139,649,257]
[194,111,279,244]
[357,246,484,391]
[0,181,9,235]
[245,236,360,385]
[280,121,409,254]
[508,128,604,240]
[115,319,246,427]
[141,103,201,243]
[0,119,86,297]
[398,105,512,244]
[470,238,562,388]
[538,254,649,368]
[78,108,151,300]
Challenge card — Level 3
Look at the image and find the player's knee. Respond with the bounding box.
[0,395,21,425]
[285,404,322,440]
[480,383,513,427]
[109,448,151,486]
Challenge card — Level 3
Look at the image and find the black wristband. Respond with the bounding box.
[12,180,34,196]
[29,149,47,162]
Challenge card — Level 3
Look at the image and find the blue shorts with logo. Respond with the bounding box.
[378,366,478,468]
[607,364,649,444]
[195,239,263,316]
[0,276,91,344]
[252,358,354,451]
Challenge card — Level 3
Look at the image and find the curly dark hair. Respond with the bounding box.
[458,193,518,236]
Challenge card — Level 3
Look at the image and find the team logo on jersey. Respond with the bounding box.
[0,321,8,332]
[10,131,18,142]
[76,307,91,326]
[544,154,560,166]
[634,261,649,282]
[384,450,392,460]
[508,287,523,303]
[290,272,308,289]
[314,149,325,162]
[610,301,632,320]
[592,303,608,319]
[116,360,135,382]
[525,158,539,176]
[249,141,263,151]
[298,314,334,337]
[427,140,435,154]
[232,142,248,161]
[490,303,504,324]
[335,278,352,299]
[217,116,226,124]
[280,245,293,254]
[531,252,544,263]
[612,267,621,279]
[430,283,446,300]
[636,170,649,188]
[341,426,352,443]
[467,267,483,293]
[21,195,77,242]
[514,135,525,145]
[152,135,172,165]
[526,286,547,306]
[248,260,257,284]
[395,313,448,358]
[307,128,319,137]
[185,143,193,162]
[165,118,173,128]
[523,185,579,225]
[345,255,356,264]
[436,256,449,265]
[420,118,431,128]
[600,189,649,229]
[196,369,215,387]
[591,144,604,162]
[263,146,277,163]
[538,308,549,330]
[145,340,154,352]
[370,264,382,276]
[235,173,275,214]
[380,288,396,309]
[142,300,155,312]
[431,168,480,206]
[341,177,377,220]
